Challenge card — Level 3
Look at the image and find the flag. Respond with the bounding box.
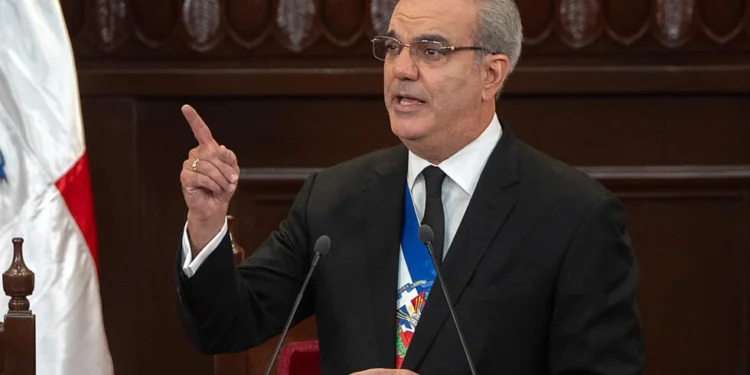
[0,0,114,374]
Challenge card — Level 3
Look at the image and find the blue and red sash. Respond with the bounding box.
[395,184,436,368]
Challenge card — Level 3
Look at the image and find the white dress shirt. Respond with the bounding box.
[397,114,502,290]
[182,114,502,278]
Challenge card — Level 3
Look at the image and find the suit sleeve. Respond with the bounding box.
[548,195,645,375]
[175,172,318,354]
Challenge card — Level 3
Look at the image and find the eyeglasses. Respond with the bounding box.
[371,36,495,66]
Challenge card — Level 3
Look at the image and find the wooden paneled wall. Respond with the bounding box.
[62,0,750,374]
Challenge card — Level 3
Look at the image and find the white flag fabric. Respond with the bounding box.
[0,1,114,374]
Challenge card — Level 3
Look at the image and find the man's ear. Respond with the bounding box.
[482,54,511,101]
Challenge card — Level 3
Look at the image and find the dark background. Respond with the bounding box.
[62,0,750,374]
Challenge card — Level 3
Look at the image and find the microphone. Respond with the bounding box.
[419,225,478,375]
[263,235,331,375]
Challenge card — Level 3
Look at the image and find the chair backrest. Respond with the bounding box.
[227,216,245,265]
[277,340,320,375]
[2,237,36,375]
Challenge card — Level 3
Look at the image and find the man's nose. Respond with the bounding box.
[391,47,419,81]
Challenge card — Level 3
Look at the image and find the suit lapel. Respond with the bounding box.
[364,145,408,368]
[401,122,521,370]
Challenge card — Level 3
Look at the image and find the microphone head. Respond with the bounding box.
[418,224,434,244]
[313,235,331,256]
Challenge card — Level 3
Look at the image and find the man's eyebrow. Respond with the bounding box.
[413,34,450,44]
[381,31,451,45]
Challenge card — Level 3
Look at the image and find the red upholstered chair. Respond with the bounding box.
[277,340,321,375]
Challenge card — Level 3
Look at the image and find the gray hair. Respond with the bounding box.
[473,0,523,99]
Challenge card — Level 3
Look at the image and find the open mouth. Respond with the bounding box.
[394,95,426,107]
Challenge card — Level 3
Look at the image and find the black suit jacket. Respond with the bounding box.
[175,122,644,375]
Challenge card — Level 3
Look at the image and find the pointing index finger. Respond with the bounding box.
[182,104,218,147]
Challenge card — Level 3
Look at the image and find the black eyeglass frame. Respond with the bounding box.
[370,35,498,62]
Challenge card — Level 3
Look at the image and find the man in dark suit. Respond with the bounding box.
[175,0,644,374]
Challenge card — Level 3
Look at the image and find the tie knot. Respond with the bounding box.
[422,166,446,198]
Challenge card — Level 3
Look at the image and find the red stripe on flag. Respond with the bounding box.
[55,152,99,269]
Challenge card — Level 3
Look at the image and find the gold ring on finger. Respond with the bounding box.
[191,158,200,172]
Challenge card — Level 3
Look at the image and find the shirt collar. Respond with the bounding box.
[407,113,503,195]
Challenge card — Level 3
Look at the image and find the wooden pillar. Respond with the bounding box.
[3,238,36,375]
[1,320,5,374]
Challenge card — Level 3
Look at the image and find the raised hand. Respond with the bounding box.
[179,104,240,253]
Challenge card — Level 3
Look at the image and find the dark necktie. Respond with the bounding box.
[421,166,447,265]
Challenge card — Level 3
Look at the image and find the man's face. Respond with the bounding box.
[383,0,484,147]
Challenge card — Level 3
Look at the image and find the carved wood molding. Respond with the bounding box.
[62,0,750,56]
[76,64,750,95]
[578,165,750,180]
[239,165,750,183]
[237,165,750,202]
